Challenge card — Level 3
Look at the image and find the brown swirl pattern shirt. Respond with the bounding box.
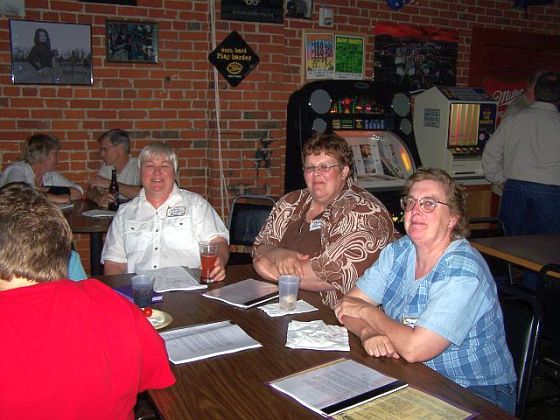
[253,181,398,309]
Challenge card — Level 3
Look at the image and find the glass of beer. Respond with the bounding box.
[199,241,218,283]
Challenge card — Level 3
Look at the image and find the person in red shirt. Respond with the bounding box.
[0,182,175,419]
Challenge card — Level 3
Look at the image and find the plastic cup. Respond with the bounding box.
[278,275,300,311]
[131,274,154,308]
[199,241,218,283]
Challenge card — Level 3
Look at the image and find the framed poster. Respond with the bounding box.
[304,31,364,81]
[106,20,158,63]
[10,20,92,85]
[285,0,313,19]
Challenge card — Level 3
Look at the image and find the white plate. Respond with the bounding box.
[147,309,173,330]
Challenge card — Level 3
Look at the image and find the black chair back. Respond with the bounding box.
[498,285,543,418]
[228,195,275,265]
[537,264,560,369]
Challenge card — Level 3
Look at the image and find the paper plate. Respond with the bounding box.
[148,309,173,330]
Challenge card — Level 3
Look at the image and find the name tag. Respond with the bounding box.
[309,219,322,231]
[402,317,418,328]
[167,206,186,217]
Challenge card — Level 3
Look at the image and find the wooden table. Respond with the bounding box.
[101,265,514,420]
[63,200,112,276]
[471,234,560,273]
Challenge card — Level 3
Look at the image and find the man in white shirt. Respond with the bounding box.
[87,129,141,208]
[101,142,229,280]
[483,71,560,236]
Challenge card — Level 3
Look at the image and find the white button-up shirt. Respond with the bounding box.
[101,185,229,273]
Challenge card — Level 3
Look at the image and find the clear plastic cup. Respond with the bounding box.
[278,275,300,311]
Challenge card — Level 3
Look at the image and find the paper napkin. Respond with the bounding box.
[286,320,350,351]
[258,299,318,317]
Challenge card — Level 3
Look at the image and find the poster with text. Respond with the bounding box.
[374,22,458,92]
[335,35,364,80]
[305,32,334,80]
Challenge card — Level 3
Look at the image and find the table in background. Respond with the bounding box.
[64,200,112,276]
[471,234,560,274]
[101,265,514,420]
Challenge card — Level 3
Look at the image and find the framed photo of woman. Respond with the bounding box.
[106,20,158,64]
[9,20,93,85]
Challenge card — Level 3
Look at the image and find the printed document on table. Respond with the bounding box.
[332,387,475,420]
[138,266,206,292]
[82,209,116,218]
[270,358,407,417]
[203,278,278,308]
[160,320,262,364]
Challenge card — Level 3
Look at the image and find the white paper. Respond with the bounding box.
[160,320,262,364]
[258,300,318,317]
[203,278,278,309]
[57,202,74,211]
[286,320,350,351]
[270,359,407,416]
[82,209,116,218]
[139,266,206,293]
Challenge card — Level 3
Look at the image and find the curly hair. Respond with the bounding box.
[301,132,354,177]
[403,167,469,239]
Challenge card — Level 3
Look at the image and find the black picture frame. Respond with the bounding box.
[285,0,313,19]
[9,19,93,85]
[106,20,158,64]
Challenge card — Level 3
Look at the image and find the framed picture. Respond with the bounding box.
[285,0,313,19]
[106,20,158,64]
[9,20,92,85]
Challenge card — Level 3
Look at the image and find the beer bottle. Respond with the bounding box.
[108,169,119,211]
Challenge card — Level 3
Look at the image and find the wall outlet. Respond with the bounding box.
[319,8,333,27]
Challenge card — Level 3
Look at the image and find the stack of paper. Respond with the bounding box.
[203,278,278,309]
[160,320,261,364]
[137,266,206,292]
[82,209,116,218]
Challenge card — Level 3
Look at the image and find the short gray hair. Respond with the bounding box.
[138,142,178,175]
[98,128,131,154]
[23,134,61,165]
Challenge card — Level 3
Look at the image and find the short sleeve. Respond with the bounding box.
[101,208,127,265]
[356,244,395,305]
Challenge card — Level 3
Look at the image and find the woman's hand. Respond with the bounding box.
[270,248,309,277]
[334,296,373,324]
[361,334,400,358]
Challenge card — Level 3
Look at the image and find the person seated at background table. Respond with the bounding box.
[252,133,398,309]
[334,168,516,414]
[0,133,83,203]
[87,128,141,208]
[0,182,175,418]
[68,249,87,281]
[102,141,229,279]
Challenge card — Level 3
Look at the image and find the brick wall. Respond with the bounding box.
[1,0,559,272]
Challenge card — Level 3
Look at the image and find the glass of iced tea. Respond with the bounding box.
[199,241,218,283]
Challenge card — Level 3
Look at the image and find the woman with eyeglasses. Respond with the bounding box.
[334,167,516,415]
[252,133,397,309]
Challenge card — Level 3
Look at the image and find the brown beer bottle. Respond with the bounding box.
[108,169,119,211]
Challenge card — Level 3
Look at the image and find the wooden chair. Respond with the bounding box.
[498,285,543,419]
[227,195,276,265]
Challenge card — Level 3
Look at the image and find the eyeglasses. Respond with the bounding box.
[400,196,449,213]
[303,163,341,174]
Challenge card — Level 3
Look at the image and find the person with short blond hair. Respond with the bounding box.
[0,182,174,418]
[0,133,83,203]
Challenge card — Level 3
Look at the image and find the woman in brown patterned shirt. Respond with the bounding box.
[252,133,398,309]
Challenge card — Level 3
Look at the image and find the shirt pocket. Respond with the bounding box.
[124,221,152,253]
[163,216,194,250]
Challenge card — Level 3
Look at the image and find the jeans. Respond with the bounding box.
[499,179,560,236]
[467,382,517,416]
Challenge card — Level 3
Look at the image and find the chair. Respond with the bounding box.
[536,264,560,372]
[228,194,276,265]
[134,392,162,420]
[498,285,543,418]
[469,217,513,285]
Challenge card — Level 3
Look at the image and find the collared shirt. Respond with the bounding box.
[254,180,398,309]
[357,236,516,387]
[483,101,560,187]
[98,157,140,187]
[0,161,84,193]
[101,185,229,273]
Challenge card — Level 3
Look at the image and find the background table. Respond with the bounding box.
[101,265,514,419]
[64,200,112,275]
[471,234,560,273]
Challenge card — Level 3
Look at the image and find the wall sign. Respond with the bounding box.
[221,0,283,24]
[209,31,260,87]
